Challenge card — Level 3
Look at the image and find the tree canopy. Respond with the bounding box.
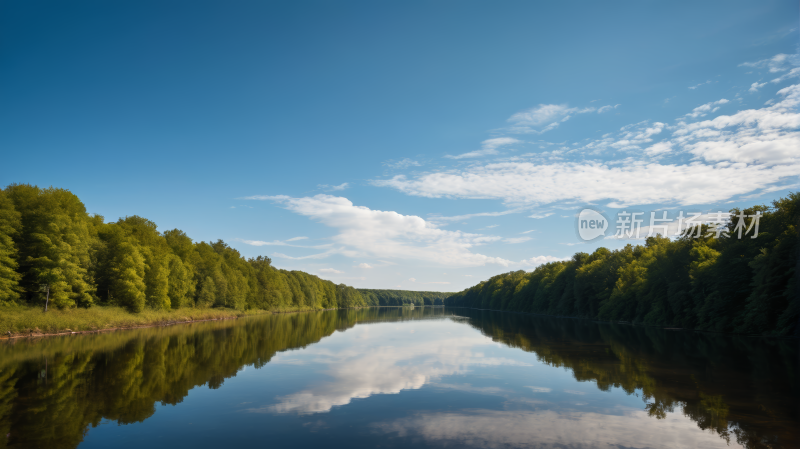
[0,184,370,312]
[446,193,799,337]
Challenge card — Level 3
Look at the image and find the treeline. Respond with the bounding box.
[0,184,372,312]
[359,289,452,306]
[446,194,799,337]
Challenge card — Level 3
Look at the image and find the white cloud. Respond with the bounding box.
[520,255,570,268]
[520,230,536,234]
[688,80,712,90]
[356,263,372,269]
[318,182,349,191]
[503,237,531,244]
[428,207,527,223]
[237,238,330,249]
[373,85,800,208]
[674,84,800,164]
[385,158,422,169]
[273,250,338,260]
[684,99,729,119]
[445,137,521,159]
[643,141,672,156]
[319,268,344,274]
[528,213,553,219]
[597,104,620,113]
[246,195,511,267]
[506,104,595,134]
[741,53,800,86]
[749,81,767,92]
[769,67,800,85]
[408,278,416,282]
[740,53,796,73]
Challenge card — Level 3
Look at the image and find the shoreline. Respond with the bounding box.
[0,305,387,341]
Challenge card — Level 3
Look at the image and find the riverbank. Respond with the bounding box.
[0,304,323,339]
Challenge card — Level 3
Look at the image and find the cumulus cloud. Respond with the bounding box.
[319,268,344,274]
[372,85,800,208]
[749,82,767,93]
[445,137,521,159]
[356,263,372,269]
[643,141,672,156]
[244,195,511,267]
[674,84,800,164]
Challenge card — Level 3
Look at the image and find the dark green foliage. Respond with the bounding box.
[446,193,800,337]
[0,184,368,312]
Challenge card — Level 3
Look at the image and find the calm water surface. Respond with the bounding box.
[0,308,797,449]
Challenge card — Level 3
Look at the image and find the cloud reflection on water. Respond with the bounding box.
[248,321,528,415]
[372,408,744,449]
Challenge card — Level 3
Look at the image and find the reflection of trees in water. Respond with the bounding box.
[0,307,449,449]
[456,309,798,449]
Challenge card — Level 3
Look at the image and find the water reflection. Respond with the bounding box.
[373,409,740,449]
[256,321,530,414]
[0,307,796,449]
[452,309,799,449]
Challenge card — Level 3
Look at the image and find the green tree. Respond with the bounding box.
[0,189,22,303]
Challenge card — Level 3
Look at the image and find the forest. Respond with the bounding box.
[359,289,452,306]
[0,184,373,312]
[446,194,799,337]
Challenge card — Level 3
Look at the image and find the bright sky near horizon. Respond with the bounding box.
[2,1,798,291]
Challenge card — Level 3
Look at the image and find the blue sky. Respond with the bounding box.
[2,1,798,291]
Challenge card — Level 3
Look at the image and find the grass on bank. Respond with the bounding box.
[0,303,275,336]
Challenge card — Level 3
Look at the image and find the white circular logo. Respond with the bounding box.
[577,209,608,241]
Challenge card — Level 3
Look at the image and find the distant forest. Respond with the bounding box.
[0,184,376,312]
[359,289,452,306]
[446,194,799,337]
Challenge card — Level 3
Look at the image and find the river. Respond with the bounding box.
[0,307,797,448]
